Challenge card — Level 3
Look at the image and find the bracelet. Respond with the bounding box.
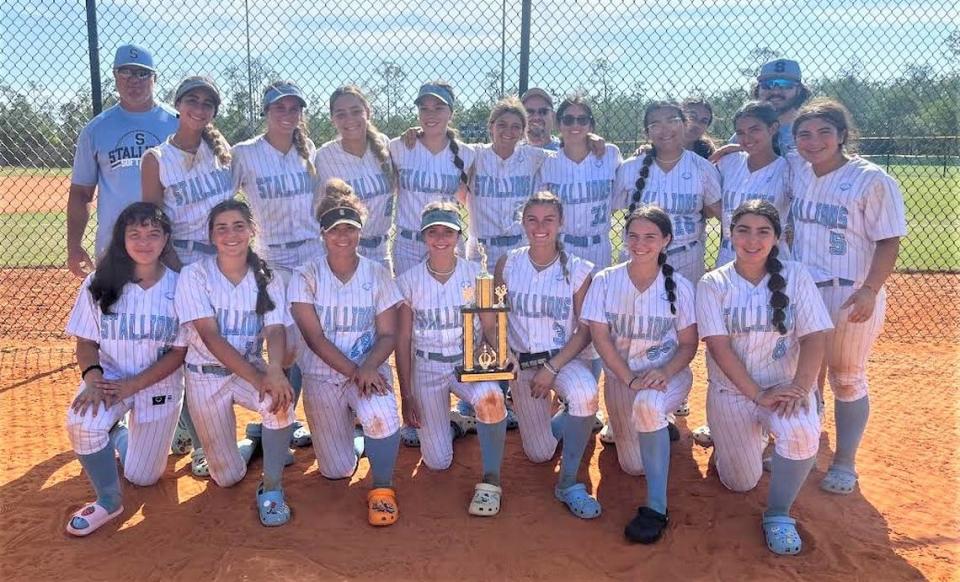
[81,364,104,380]
[543,361,559,376]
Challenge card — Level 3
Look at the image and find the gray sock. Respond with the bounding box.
[558,414,594,489]
[261,425,293,491]
[365,430,400,488]
[551,409,566,441]
[834,396,869,473]
[766,453,816,517]
[637,427,670,514]
[477,419,507,486]
[77,445,122,513]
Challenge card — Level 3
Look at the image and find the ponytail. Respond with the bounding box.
[657,251,677,315]
[366,125,394,189]
[628,147,657,214]
[293,119,316,176]
[556,239,570,283]
[246,249,276,316]
[201,123,232,167]
[446,129,469,187]
[766,246,788,335]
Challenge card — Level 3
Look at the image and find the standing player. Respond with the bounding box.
[789,99,906,495]
[697,200,831,555]
[67,44,178,276]
[289,180,404,526]
[495,192,601,519]
[520,88,561,151]
[681,97,717,159]
[314,85,395,269]
[537,94,621,271]
[397,202,508,516]
[64,202,185,536]
[727,59,812,154]
[390,82,475,275]
[232,80,316,448]
[176,200,296,527]
[583,206,698,544]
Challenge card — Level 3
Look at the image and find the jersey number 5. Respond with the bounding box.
[829,231,847,255]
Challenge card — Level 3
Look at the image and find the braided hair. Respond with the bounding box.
[328,85,394,188]
[207,200,275,316]
[628,101,686,214]
[521,191,570,283]
[730,200,788,335]
[90,202,172,314]
[625,205,677,315]
[201,123,232,167]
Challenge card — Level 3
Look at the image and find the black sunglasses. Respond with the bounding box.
[560,114,591,126]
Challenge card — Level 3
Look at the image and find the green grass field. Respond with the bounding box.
[1,165,956,271]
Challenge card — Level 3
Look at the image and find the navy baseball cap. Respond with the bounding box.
[420,207,462,232]
[414,83,455,108]
[113,44,155,71]
[175,76,221,114]
[262,81,308,111]
[758,59,802,82]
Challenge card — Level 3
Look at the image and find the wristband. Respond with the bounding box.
[543,361,559,376]
[81,364,104,381]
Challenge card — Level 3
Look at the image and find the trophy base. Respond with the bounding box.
[455,364,516,383]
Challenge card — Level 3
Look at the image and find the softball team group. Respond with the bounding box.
[63,47,907,556]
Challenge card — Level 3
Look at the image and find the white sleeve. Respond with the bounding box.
[174,264,216,323]
[65,274,100,341]
[674,276,697,331]
[262,275,287,328]
[374,264,403,314]
[695,276,728,338]
[580,271,607,324]
[570,256,594,292]
[791,265,834,338]
[863,172,908,241]
[613,161,635,211]
[396,271,414,304]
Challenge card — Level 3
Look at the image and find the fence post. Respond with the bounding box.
[518,0,531,94]
[85,0,102,116]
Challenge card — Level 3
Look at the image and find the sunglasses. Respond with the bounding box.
[560,114,592,126]
[760,79,799,90]
[115,68,154,80]
[527,107,551,116]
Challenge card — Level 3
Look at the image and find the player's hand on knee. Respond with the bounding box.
[530,368,556,399]
[635,368,668,391]
[72,384,106,417]
[67,247,94,278]
[97,378,140,405]
[259,367,293,414]
[841,287,877,323]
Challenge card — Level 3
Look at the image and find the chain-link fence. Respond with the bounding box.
[1,0,958,351]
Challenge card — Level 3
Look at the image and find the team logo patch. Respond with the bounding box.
[681,172,692,180]
[646,339,676,361]
[152,395,167,405]
[165,292,175,300]
[772,336,788,360]
[362,282,373,291]
[839,183,852,191]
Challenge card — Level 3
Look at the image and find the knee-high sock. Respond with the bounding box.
[551,410,566,441]
[766,453,816,517]
[110,423,129,467]
[366,430,400,488]
[637,427,670,514]
[477,419,507,485]
[834,396,869,473]
[77,445,122,513]
[262,425,293,491]
[558,415,594,489]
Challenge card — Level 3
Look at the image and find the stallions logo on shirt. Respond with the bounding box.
[108,130,166,170]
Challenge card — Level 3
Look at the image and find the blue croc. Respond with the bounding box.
[400,425,421,448]
[820,467,858,495]
[291,421,312,448]
[554,483,602,519]
[505,408,520,431]
[257,483,291,527]
[762,514,802,555]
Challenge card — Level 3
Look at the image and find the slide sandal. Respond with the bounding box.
[65,502,123,537]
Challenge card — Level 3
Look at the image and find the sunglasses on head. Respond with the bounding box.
[560,114,591,126]
[760,79,799,90]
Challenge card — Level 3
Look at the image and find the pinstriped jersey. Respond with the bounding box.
[231,134,319,248]
[697,260,833,390]
[787,155,907,282]
[389,138,476,233]
[503,246,593,353]
[537,144,621,238]
[715,152,792,266]
[144,140,234,243]
[614,149,721,247]
[468,144,547,244]
[397,259,479,358]
[289,255,402,376]
[175,256,287,366]
[314,135,395,241]
[581,263,696,372]
[66,269,184,387]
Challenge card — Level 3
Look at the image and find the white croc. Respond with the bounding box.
[468,483,502,517]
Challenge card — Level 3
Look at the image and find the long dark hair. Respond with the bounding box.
[733,101,782,156]
[206,199,276,316]
[730,200,788,335]
[624,205,677,315]
[89,202,172,314]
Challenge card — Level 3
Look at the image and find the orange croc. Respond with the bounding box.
[367,487,399,526]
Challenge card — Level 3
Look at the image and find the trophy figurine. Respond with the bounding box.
[456,244,515,382]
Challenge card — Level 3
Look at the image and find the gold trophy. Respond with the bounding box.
[456,245,515,382]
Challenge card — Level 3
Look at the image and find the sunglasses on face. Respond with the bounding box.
[527,107,551,116]
[115,68,153,80]
[560,114,592,126]
[760,79,799,90]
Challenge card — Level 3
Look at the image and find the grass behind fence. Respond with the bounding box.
[1,164,956,271]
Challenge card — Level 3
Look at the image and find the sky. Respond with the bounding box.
[1,0,956,112]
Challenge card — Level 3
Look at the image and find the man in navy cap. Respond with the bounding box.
[67,43,179,276]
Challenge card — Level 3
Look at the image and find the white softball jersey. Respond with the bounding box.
[788,155,908,283]
[502,246,594,354]
[467,144,547,260]
[715,152,792,267]
[581,263,697,372]
[696,260,834,391]
[231,135,320,251]
[389,137,476,234]
[144,139,234,244]
[397,259,479,358]
[314,135,395,257]
[288,255,403,377]
[175,256,288,366]
[537,144,621,269]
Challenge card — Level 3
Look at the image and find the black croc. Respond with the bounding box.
[624,506,669,544]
